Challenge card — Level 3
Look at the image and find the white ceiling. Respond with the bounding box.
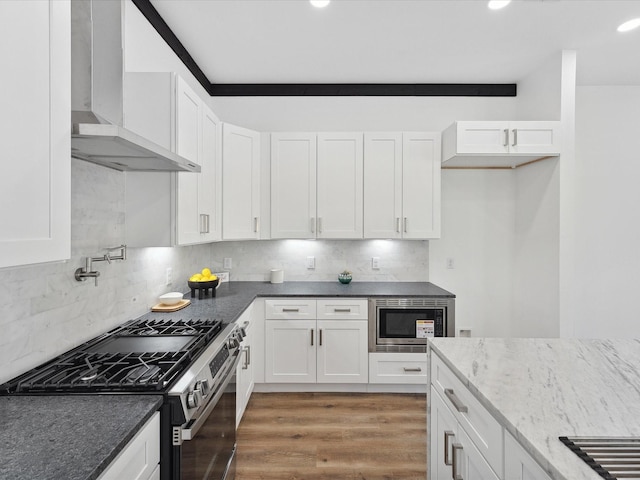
[149,0,640,86]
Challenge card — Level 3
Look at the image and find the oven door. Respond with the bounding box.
[178,352,242,480]
[377,307,444,346]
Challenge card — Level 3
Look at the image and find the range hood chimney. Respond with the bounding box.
[71,0,200,172]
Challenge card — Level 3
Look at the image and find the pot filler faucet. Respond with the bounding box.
[74,245,127,286]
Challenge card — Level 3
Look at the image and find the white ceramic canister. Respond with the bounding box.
[270,269,284,284]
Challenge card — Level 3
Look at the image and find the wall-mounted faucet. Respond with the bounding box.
[75,245,127,286]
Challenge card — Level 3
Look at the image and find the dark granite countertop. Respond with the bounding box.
[145,281,455,322]
[0,395,162,480]
[0,282,452,479]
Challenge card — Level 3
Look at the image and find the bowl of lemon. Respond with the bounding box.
[188,268,219,299]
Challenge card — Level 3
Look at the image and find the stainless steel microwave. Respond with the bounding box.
[368,298,455,353]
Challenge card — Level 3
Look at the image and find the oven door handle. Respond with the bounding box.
[180,351,242,441]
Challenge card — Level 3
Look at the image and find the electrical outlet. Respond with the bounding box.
[446,258,455,269]
[223,258,232,269]
[306,256,315,269]
[165,267,172,286]
[372,257,380,270]
[214,271,230,283]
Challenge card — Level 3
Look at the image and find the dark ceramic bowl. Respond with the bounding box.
[188,279,219,299]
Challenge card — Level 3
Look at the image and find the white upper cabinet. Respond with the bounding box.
[176,101,222,245]
[0,0,71,268]
[271,133,317,239]
[222,123,261,240]
[364,132,441,239]
[270,132,364,239]
[363,133,403,239]
[316,133,364,239]
[402,132,441,238]
[124,74,220,246]
[442,121,561,168]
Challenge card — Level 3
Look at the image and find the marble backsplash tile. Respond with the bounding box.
[0,160,213,384]
[0,159,429,384]
[207,239,429,283]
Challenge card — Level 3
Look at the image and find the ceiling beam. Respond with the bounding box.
[209,83,516,97]
[132,0,517,98]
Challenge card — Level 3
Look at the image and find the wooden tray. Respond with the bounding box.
[151,299,191,312]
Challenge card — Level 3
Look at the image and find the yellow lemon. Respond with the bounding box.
[210,274,218,281]
[189,275,200,282]
[201,268,211,277]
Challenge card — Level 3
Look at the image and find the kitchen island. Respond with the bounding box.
[428,338,640,480]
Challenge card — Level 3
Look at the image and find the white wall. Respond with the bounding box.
[429,170,516,337]
[0,160,213,384]
[516,52,563,121]
[210,96,517,132]
[571,86,640,338]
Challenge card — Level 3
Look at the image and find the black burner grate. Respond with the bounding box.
[560,436,640,480]
[1,317,223,394]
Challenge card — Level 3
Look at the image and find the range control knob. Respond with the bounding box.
[227,335,240,350]
[197,380,210,397]
[186,390,200,409]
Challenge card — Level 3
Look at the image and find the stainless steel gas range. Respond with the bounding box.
[0,316,245,480]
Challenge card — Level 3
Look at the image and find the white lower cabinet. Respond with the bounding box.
[504,431,553,480]
[265,299,368,384]
[369,352,427,384]
[236,306,255,427]
[98,412,160,480]
[266,318,317,382]
[430,387,498,480]
[429,351,552,480]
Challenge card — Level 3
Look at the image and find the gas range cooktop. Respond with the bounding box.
[560,436,640,480]
[1,317,223,394]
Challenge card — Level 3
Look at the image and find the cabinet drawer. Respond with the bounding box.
[369,352,427,384]
[98,412,160,480]
[430,353,503,477]
[316,298,367,320]
[265,299,316,319]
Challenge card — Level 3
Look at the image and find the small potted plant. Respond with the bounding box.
[338,270,352,284]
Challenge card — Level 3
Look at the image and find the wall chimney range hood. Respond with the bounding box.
[71,0,200,173]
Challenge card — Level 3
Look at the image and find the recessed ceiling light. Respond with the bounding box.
[488,0,511,10]
[617,18,640,32]
[310,0,330,8]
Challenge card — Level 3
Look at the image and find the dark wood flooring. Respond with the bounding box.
[235,392,426,480]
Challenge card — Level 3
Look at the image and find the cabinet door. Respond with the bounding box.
[316,320,368,383]
[98,412,160,480]
[508,121,560,155]
[0,0,70,268]
[456,427,500,480]
[265,320,316,383]
[455,121,509,155]
[317,133,363,239]
[402,132,441,239]
[430,387,458,480]
[199,106,222,242]
[363,133,402,239]
[236,308,254,427]
[504,430,553,480]
[222,123,261,240]
[271,133,317,239]
[176,78,202,245]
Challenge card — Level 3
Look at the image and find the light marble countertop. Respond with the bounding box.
[428,337,640,480]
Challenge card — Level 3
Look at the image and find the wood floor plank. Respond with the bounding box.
[236,392,426,480]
